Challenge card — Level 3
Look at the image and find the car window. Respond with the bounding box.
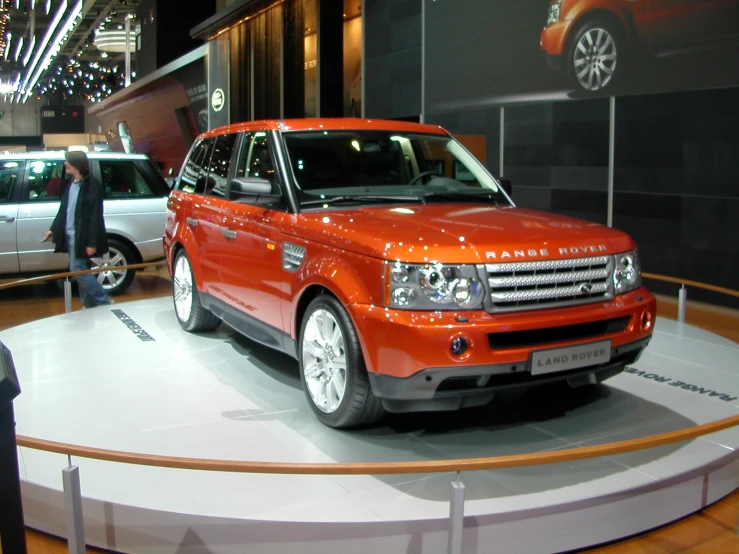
[99,160,153,198]
[205,132,238,197]
[178,138,214,194]
[236,132,277,183]
[0,161,25,203]
[26,159,65,201]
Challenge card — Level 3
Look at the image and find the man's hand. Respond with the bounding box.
[86,246,96,256]
[41,231,53,243]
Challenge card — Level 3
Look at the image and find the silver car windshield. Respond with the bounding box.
[281,130,510,206]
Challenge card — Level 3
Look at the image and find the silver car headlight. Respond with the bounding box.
[384,262,485,310]
[613,250,641,294]
[547,0,562,26]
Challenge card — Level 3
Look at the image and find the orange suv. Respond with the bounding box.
[164,119,656,428]
[541,0,739,92]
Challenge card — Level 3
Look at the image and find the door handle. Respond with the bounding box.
[221,228,237,239]
[186,217,198,227]
[0,215,15,223]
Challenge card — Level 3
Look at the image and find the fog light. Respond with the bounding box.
[641,310,653,332]
[450,336,469,356]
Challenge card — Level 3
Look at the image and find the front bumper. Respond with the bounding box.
[349,288,656,410]
[540,20,571,58]
[368,337,649,413]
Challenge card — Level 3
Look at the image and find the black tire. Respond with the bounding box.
[566,19,623,94]
[298,294,385,429]
[172,249,220,332]
[90,238,136,295]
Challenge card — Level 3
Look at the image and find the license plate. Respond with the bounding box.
[530,340,612,376]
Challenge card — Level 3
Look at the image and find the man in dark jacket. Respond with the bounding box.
[42,150,112,308]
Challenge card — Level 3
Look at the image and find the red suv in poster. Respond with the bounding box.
[541,0,739,93]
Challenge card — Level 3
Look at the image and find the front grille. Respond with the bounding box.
[484,256,614,313]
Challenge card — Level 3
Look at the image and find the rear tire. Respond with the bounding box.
[298,294,385,429]
[172,249,220,332]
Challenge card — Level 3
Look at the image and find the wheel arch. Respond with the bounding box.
[566,8,632,49]
[106,233,142,264]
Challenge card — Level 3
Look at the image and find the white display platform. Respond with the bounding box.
[3,297,739,554]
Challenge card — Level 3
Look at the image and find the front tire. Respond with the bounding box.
[566,20,622,93]
[90,238,136,295]
[298,294,385,429]
[172,249,220,332]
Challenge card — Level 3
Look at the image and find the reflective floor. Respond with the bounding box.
[2,275,739,553]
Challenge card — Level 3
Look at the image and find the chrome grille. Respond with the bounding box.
[484,256,613,313]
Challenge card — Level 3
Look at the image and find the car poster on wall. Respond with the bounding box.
[424,0,739,112]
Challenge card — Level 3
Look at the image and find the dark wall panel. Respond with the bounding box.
[614,87,739,305]
[364,0,422,119]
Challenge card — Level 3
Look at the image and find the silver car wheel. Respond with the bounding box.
[173,254,193,323]
[91,245,128,290]
[573,27,617,91]
[302,308,347,413]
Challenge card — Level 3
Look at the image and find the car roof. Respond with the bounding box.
[198,118,451,140]
[0,151,150,160]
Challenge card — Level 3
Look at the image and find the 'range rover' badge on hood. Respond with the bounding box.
[486,244,607,260]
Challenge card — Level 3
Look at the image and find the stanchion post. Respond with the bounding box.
[678,284,687,323]
[64,278,72,313]
[62,457,85,554]
[448,471,465,554]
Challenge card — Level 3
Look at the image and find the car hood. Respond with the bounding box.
[287,204,635,263]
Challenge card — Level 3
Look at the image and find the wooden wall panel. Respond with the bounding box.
[90,76,197,176]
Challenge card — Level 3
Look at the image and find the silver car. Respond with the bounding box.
[0,151,170,294]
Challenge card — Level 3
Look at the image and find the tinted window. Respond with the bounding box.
[236,132,277,183]
[0,161,24,203]
[99,160,153,198]
[26,159,65,201]
[206,133,238,197]
[178,138,214,194]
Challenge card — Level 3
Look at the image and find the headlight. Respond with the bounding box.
[547,0,562,26]
[384,262,485,310]
[613,250,641,294]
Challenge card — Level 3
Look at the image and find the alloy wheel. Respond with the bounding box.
[302,308,347,413]
[573,28,617,91]
[173,254,194,323]
[91,245,128,290]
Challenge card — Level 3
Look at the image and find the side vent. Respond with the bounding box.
[283,243,306,271]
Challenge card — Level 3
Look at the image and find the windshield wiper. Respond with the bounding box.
[420,191,502,204]
[300,195,424,206]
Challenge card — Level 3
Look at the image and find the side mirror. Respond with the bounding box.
[497,177,512,197]
[227,177,282,205]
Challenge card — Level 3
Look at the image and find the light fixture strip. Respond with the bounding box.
[14,35,23,60]
[4,32,10,60]
[24,0,82,100]
[19,0,67,95]
[22,34,35,66]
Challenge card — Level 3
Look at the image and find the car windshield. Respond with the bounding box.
[281,130,511,207]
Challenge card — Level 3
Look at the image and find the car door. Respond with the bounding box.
[218,131,287,335]
[15,157,70,273]
[0,160,24,274]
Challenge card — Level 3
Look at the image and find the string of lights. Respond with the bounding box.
[0,0,138,103]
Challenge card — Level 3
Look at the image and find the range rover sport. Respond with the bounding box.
[164,118,656,429]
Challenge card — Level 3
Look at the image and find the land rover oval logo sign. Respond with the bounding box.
[211,88,225,112]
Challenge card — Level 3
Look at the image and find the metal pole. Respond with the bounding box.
[678,284,687,323]
[124,15,131,87]
[62,461,85,554]
[448,471,465,554]
[64,278,72,313]
[0,402,27,554]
